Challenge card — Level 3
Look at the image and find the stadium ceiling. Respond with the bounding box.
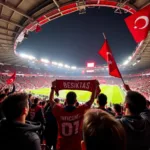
[0,0,150,70]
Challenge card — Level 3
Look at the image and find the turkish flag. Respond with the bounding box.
[125,5,150,43]
[98,40,122,78]
[35,25,42,33]
[6,72,16,84]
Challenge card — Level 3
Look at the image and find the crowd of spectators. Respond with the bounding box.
[0,80,150,150]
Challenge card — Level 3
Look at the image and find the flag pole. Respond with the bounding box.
[102,33,107,40]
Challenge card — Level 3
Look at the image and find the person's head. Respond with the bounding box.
[34,98,39,105]
[97,93,107,107]
[2,93,29,121]
[114,104,122,115]
[124,91,146,116]
[0,94,6,103]
[54,98,60,103]
[66,91,77,105]
[82,109,126,150]
[41,101,46,107]
[28,94,32,99]
[4,88,9,94]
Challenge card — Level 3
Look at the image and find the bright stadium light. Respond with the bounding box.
[137,60,140,63]
[86,70,94,73]
[41,58,49,63]
[64,64,70,68]
[128,56,132,60]
[20,53,28,58]
[52,61,58,65]
[28,55,36,60]
[71,66,77,70]
[133,62,137,66]
[87,62,95,68]
[58,63,63,67]
[123,60,129,65]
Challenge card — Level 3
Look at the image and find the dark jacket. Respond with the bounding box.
[0,119,41,150]
[28,104,45,124]
[120,115,150,150]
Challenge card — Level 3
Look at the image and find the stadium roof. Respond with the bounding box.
[0,0,150,71]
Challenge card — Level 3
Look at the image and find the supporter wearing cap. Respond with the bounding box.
[81,109,126,150]
[120,91,150,150]
[0,93,41,150]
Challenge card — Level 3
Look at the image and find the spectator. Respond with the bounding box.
[49,81,97,150]
[28,98,45,124]
[0,93,41,150]
[97,93,114,115]
[4,83,15,95]
[120,91,150,150]
[82,109,126,150]
[113,104,122,119]
[0,94,6,120]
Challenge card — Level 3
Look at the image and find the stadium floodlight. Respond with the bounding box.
[71,66,77,70]
[41,58,49,63]
[64,64,70,68]
[123,60,129,65]
[87,62,95,68]
[58,63,63,67]
[133,62,137,66]
[52,61,58,65]
[86,70,94,73]
[28,55,36,60]
[128,56,132,60]
[20,53,28,58]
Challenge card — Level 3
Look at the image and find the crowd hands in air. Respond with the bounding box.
[0,80,150,150]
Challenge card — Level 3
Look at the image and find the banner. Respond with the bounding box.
[54,80,100,97]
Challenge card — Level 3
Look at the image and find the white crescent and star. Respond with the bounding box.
[134,16,149,29]
[106,52,112,65]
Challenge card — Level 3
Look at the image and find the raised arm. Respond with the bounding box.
[86,81,100,106]
[49,81,56,106]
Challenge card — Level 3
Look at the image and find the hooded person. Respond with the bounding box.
[0,93,41,150]
[120,91,150,150]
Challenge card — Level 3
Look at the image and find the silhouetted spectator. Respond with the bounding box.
[120,91,150,150]
[0,93,41,150]
[114,104,122,119]
[4,83,15,95]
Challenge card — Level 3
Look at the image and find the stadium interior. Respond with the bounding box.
[0,0,150,149]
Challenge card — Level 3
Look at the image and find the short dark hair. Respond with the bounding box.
[66,92,76,105]
[2,93,28,120]
[34,98,39,105]
[125,91,146,115]
[83,109,126,150]
[114,104,122,114]
[97,93,107,106]
[28,94,32,99]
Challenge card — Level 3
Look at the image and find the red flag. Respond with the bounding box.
[6,72,16,84]
[35,25,42,33]
[98,40,122,78]
[125,5,150,43]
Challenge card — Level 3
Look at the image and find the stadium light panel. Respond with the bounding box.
[87,62,95,68]
[52,61,58,65]
[71,66,77,70]
[58,63,63,67]
[86,70,94,73]
[128,56,132,60]
[133,62,136,66]
[41,58,49,63]
[123,60,129,65]
[64,65,70,68]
